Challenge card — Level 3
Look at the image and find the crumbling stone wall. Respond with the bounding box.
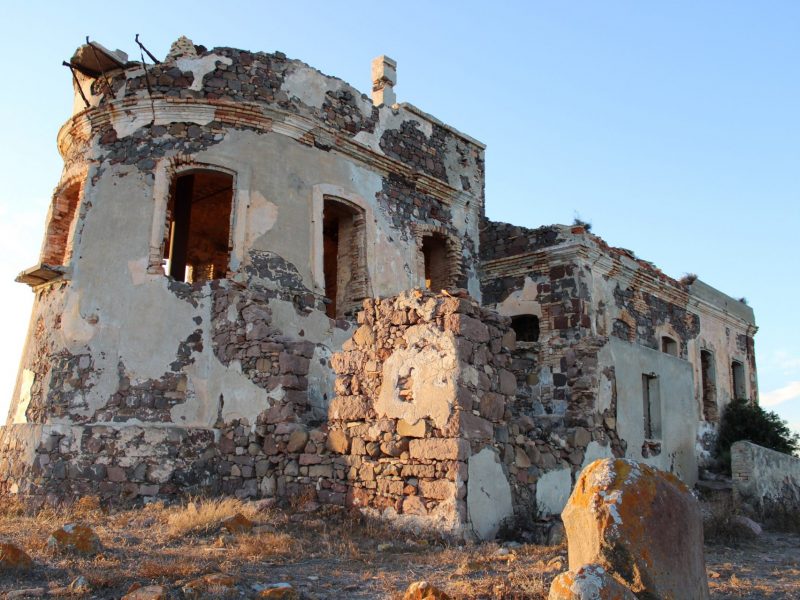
[326,290,516,537]
[1,37,761,530]
[481,219,757,485]
[1,37,488,511]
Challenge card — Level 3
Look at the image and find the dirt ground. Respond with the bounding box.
[0,497,797,599]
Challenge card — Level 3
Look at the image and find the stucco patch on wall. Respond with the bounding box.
[375,324,457,430]
[467,447,513,540]
[536,467,572,517]
[12,370,34,425]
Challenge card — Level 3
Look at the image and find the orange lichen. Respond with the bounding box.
[47,523,101,555]
[0,542,33,570]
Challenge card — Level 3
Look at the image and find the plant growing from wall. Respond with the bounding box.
[717,398,799,471]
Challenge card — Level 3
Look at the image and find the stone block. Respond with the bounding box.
[308,464,333,479]
[572,427,591,448]
[278,353,310,375]
[329,395,370,420]
[419,479,455,500]
[378,479,404,496]
[352,325,376,347]
[515,447,532,468]
[402,495,428,516]
[498,370,517,395]
[397,418,427,438]
[445,314,490,342]
[458,412,493,441]
[479,393,505,422]
[286,429,309,453]
[326,430,350,454]
[409,438,470,461]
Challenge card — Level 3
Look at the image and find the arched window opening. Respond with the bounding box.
[701,350,717,421]
[164,170,233,283]
[661,336,678,356]
[42,181,82,266]
[421,233,450,292]
[731,360,746,400]
[323,198,367,319]
[511,314,540,343]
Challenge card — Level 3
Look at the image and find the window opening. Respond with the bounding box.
[701,350,717,421]
[42,181,82,266]
[421,233,450,291]
[322,198,367,319]
[511,314,540,343]
[731,360,746,400]
[164,171,233,283]
[661,336,678,356]
[642,373,661,439]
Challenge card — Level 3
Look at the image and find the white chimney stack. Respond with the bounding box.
[371,55,397,107]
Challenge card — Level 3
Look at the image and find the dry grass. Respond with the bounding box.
[228,531,300,561]
[0,496,797,599]
[165,497,261,537]
[136,556,217,580]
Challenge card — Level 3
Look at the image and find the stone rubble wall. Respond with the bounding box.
[731,440,800,523]
[327,290,516,537]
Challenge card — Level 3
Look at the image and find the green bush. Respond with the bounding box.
[717,397,799,471]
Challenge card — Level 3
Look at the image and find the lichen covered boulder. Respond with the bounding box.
[562,459,709,599]
[47,523,101,555]
[0,542,33,570]
[549,564,637,599]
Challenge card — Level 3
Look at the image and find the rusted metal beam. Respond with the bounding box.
[62,61,90,108]
[135,34,161,64]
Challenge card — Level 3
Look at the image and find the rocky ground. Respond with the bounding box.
[0,497,797,599]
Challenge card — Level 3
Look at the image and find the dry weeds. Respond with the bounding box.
[0,497,796,599]
[165,496,261,537]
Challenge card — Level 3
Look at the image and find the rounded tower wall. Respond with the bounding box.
[1,39,486,505]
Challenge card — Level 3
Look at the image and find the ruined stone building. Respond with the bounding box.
[0,38,757,539]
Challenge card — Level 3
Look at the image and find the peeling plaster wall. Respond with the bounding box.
[605,337,698,485]
[1,39,759,524]
[1,40,486,505]
[480,220,756,500]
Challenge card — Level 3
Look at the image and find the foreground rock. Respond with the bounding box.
[731,515,763,537]
[258,583,299,598]
[122,584,168,600]
[403,581,451,600]
[221,512,254,533]
[554,458,710,600]
[46,524,101,555]
[6,589,46,599]
[549,564,636,599]
[0,543,33,570]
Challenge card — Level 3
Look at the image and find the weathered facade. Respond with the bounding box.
[0,37,757,539]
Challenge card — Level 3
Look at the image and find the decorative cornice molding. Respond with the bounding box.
[56,97,475,208]
[481,240,757,332]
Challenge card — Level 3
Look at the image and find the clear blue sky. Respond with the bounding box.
[0,1,797,433]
